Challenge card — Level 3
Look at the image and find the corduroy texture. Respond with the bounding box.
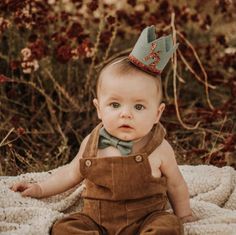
[80,123,167,201]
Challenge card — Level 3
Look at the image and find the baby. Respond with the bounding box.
[11,26,195,234]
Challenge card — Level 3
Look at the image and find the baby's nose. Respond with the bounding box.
[120,107,133,119]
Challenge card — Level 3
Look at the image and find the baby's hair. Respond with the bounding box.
[96,56,163,104]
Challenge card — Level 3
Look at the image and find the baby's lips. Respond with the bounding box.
[120,124,132,128]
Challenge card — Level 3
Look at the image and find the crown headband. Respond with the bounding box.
[128,25,178,74]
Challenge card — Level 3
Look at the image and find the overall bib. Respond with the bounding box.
[51,123,183,235]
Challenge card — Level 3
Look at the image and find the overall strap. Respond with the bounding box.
[82,122,102,158]
[142,122,166,156]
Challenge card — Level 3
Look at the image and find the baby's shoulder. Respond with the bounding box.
[81,134,91,147]
[78,134,91,156]
[151,138,175,161]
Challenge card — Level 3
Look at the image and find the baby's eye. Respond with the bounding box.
[110,102,120,108]
[135,104,145,110]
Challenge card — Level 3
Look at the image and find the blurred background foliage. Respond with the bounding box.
[0,0,235,175]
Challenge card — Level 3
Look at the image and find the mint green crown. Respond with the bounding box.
[129,25,178,74]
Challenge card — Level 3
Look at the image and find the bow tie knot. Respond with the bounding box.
[98,128,133,155]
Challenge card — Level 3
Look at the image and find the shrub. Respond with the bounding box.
[0,0,235,175]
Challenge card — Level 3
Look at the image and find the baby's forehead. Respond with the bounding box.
[99,75,150,98]
[100,66,155,85]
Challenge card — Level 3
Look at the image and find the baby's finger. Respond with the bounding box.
[9,183,20,191]
[21,188,31,197]
[21,186,36,197]
[182,215,198,223]
[11,182,28,192]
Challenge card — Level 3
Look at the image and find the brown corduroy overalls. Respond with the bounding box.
[51,123,184,235]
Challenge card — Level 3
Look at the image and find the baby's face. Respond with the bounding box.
[93,69,165,141]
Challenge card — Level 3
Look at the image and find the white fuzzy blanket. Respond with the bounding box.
[1,165,236,235]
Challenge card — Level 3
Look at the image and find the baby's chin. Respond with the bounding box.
[119,136,133,141]
[116,133,141,142]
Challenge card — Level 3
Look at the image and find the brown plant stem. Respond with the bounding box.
[43,69,81,111]
[177,50,215,89]
[85,2,105,90]
[205,115,227,164]
[171,12,200,130]
[101,15,118,63]
[176,30,215,110]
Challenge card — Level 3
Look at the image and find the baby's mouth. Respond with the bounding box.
[119,125,133,129]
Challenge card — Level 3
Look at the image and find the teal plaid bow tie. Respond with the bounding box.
[98,127,133,155]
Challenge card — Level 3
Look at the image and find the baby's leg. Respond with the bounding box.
[138,211,184,235]
[51,212,106,235]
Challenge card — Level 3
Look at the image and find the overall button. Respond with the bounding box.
[85,159,92,167]
[135,155,143,162]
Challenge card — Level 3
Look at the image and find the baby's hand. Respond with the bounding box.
[10,182,43,198]
[180,214,198,224]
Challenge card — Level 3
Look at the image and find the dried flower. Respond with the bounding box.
[17,127,25,135]
[200,14,212,30]
[55,44,72,64]
[29,39,48,60]
[72,40,94,59]
[127,0,136,7]
[225,47,236,55]
[71,48,79,60]
[106,15,116,25]
[21,59,39,74]
[87,0,98,11]
[67,22,83,39]
[28,34,38,43]
[216,34,227,47]
[6,0,28,11]
[21,48,32,60]
[9,60,21,71]
[215,0,232,13]
[99,30,112,48]
[191,13,200,22]
[0,74,10,83]
[0,17,11,33]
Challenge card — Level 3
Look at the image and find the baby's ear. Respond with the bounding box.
[93,98,102,119]
[155,103,165,124]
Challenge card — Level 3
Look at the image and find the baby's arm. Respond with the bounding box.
[10,135,90,198]
[157,139,195,221]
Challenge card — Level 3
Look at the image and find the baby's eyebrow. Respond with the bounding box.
[133,98,147,103]
[108,95,120,99]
